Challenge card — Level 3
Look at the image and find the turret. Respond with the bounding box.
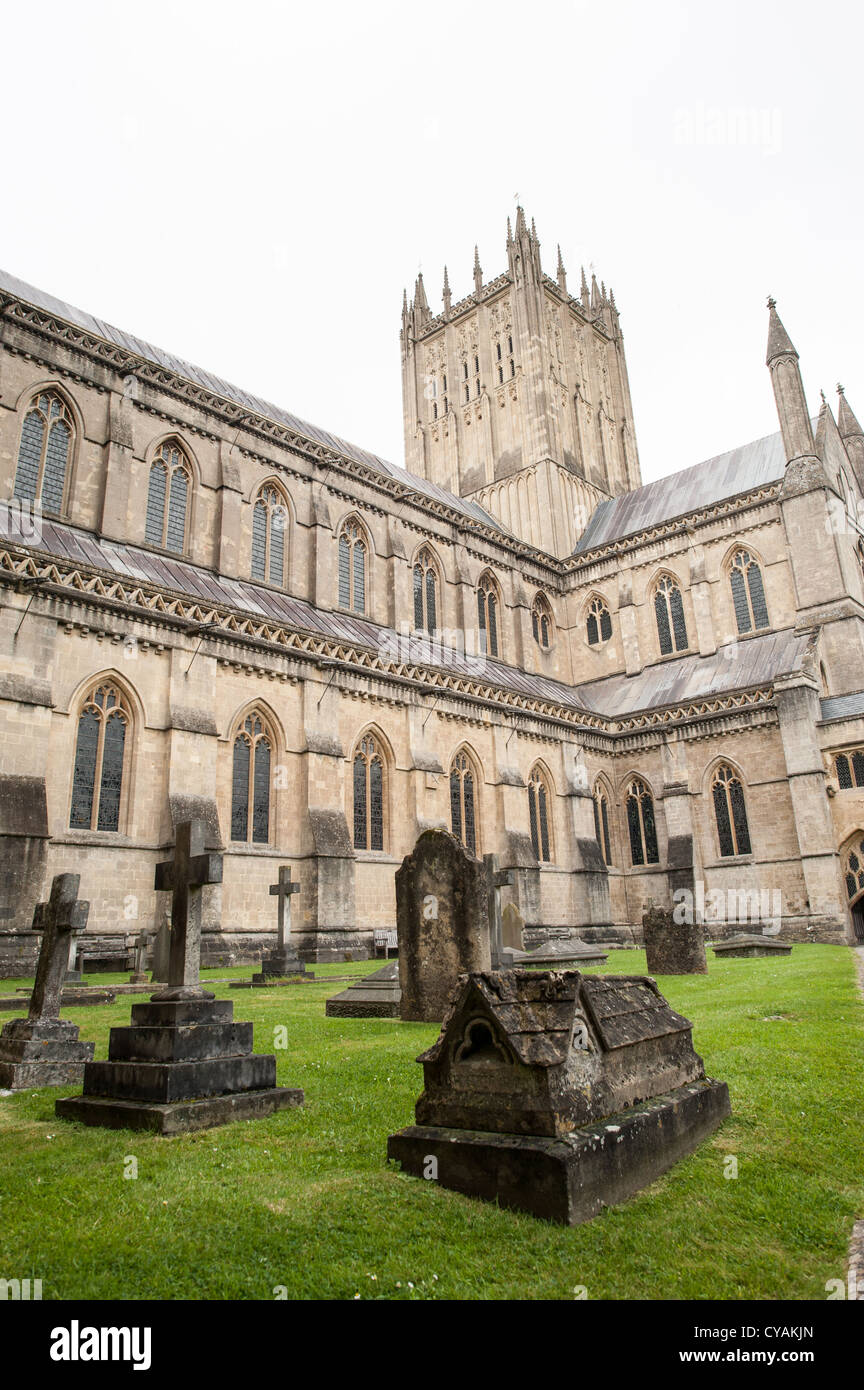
[837,384,864,493]
[766,299,817,468]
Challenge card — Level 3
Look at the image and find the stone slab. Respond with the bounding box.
[387,1078,731,1225]
[0,989,116,1011]
[80,1053,277,1103]
[0,1056,94,1089]
[106,1021,254,1063]
[520,937,609,966]
[711,934,793,958]
[325,962,401,1018]
[55,1086,305,1135]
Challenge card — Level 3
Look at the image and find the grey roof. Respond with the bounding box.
[820,690,864,721]
[574,427,805,552]
[13,519,810,720]
[575,628,811,718]
[0,269,505,534]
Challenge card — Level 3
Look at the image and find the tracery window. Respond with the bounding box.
[712,764,752,858]
[14,390,73,514]
[593,783,612,865]
[413,549,439,633]
[251,484,289,586]
[69,683,130,832]
[145,440,191,552]
[230,711,272,844]
[626,778,659,866]
[532,595,553,650]
[844,838,864,901]
[450,751,477,854]
[528,767,552,862]
[654,575,688,655]
[477,575,500,657]
[836,750,864,789]
[353,734,384,851]
[587,596,612,646]
[338,519,367,614]
[729,550,769,634]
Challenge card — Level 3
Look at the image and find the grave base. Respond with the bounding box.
[325,962,401,1018]
[55,1086,304,1135]
[0,1017,94,1090]
[387,1078,730,1225]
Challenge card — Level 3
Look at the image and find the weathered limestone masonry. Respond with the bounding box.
[1,211,863,970]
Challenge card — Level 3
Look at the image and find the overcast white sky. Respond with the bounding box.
[2,0,861,485]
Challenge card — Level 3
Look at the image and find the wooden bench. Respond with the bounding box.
[373,929,398,959]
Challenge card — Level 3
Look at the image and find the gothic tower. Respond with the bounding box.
[400,207,642,556]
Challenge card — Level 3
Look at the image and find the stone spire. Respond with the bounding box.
[590,273,601,315]
[580,266,590,312]
[556,244,567,294]
[473,244,483,294]
[837,384,864,493]
[765,297,798,365]
[442,265,452,317]
[412,272,430,333]
[764,298,819,481]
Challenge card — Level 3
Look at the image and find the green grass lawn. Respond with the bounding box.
[1,947,862,1300]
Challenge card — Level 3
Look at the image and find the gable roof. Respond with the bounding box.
[0,268,505,534]
[574,426,811,552]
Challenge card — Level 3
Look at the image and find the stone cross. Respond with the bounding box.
[153,819,222,1001]
[129,930,151,983]
[270,866,300,953]
[30,874,90,1022]
[484,853,514,970]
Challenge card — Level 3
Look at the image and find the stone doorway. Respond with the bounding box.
[852,899,864,943]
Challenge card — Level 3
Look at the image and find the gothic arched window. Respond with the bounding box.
[230,710,273,844]
[528,767,552,862]
[730,549,769,634]
[146,440,192,552]
[654,575,688,655]
[413,549,439,634]
[353,733,385,851]
[477,575,500,657]
[251,484,289,586]
[844,838,864,901]
[712,764,752,857]
[626,778,659,866]
[835,750,864,789]
[532,595,553,650]
[338,519,367,614]
[14,390,74,515]
[450,751,478,854]
[587,596,612,646]
[593,782,612,865]
[69,683,130,832]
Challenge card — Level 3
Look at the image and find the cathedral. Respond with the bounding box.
[1,206,863,974]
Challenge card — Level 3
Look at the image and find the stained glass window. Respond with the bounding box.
[145,441,191,552]
[711,764,751,857]
[593,784,612,865]
[353,734,384,851]
[69,683,130,832]
[654,576,688,655]
[730,550,770,634]
[626,778,659,866]
[528,768,552,862]
[251,484,289,586]
[338,519,367,614]
[835,750,864,789]
[587,596,612,646]
[230,711,272,844]
[450,751,477,853]
[413,549,438,634]
[532,596,553,650]
[477,576,499,657]
[14,391,73,514]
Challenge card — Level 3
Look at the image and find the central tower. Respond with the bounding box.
[400,207,642,556]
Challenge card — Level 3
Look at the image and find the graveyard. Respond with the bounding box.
[1,943,863,1300]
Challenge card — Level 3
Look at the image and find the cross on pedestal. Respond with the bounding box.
[484,853,514,970]
[30,874,90,1022]
[270,866,300,954]
[153,819,222,1001]
[129,930,151,983]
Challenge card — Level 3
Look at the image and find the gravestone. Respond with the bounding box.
[642,905,707,975]
[150,914,171,983]
[56,820,304,1134]
[325,960,401,1017]
[485,853,514,969]
[396,829,492,1022]
[252,867,311,983]
[522,936,609,966]
[129,931,151,984]
[388,969,731,1224]
[711,933,792,959]
[0,874,95,1089]
[501,902,525,953]
[65,935,86,985]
